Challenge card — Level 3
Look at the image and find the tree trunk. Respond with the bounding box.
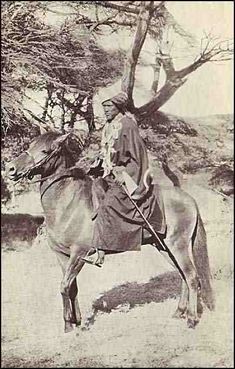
[151,55,162,95]
[83,95,95,133]
[115,1,232,122]
[121,1,154,109]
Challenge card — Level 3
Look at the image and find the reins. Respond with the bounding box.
[31,164,80,184]
[22,148,86,199]
[39,170,80,199]
[20,146,61,183]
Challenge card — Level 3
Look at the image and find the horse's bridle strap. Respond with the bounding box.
[21,147,86,198]
[31,164,80,184]
[25,147,60,171]
[40,172,77,199]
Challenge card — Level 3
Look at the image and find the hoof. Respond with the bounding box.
[64,322,74,333]
[172,309,186,320]
[71,317,81,325]
[81,325,90,332]
[75,320,82,328]
[197,303,203,318]
[187,317,199,329]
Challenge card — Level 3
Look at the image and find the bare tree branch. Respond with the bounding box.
[138,34,233,117]
[177,37,233,79]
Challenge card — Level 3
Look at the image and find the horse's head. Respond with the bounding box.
[6,132,80,182]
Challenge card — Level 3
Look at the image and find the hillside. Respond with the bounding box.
[2,113,233,214]
[141,113,234,196]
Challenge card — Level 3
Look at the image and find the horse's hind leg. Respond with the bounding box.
[156,247,189,320]
[172,257,203,321]
[171,241,200,328]
[172,280,188,319]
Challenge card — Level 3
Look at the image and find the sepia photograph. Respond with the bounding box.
[1,1,234,367]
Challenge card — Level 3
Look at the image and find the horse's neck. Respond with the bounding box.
[40,158,69,197]
[40,167,93,215]
[40,173,94,247]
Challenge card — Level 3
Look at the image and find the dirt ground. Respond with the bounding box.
[1,173,234,368]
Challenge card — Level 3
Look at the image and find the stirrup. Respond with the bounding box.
[81,248,103,268]
[91,211,98,221]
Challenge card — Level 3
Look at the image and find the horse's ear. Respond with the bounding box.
[39,122,58,135]
[40,126,48,134]
[51,133,71,150]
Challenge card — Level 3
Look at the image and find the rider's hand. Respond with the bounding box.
[112,166,125,186]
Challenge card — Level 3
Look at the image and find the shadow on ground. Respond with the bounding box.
[84,271,181,328]
[1,213,44,252]
[1,356,106,368]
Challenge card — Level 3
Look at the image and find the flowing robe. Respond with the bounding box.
[92,113,162,252]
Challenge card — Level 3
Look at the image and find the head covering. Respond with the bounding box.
[102,92,128,112]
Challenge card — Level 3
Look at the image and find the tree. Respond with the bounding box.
[1,1,233,201]
[2,1,233,133]
[61,1,233,122]
[1,1,124,135]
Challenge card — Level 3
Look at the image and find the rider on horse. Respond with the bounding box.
[82,92,164,267]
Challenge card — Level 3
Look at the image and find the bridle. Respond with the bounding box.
[19,145,62,183]
[16,146,77,201]
[10,134,87,200]
[24,145,87,200]
[13,131,86,184]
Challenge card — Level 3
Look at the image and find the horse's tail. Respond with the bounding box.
[162,157,181,187]
[192,210,215,311]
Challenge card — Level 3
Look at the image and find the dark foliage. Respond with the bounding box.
[209,164,234,196]
[1,213,45,252]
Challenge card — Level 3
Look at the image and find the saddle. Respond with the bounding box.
[91,177,108,217]
[91,178,166,236]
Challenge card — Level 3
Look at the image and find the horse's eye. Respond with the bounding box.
[42,150,49,154]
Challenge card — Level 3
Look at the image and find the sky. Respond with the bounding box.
[34,1,234,118]
[161,1,234,116]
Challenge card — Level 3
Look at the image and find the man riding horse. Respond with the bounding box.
[6,93,214,329]
[83,92,165,267]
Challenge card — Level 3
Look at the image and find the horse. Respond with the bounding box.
[6,131,215,332]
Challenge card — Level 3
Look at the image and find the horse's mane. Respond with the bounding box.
[69,166,88,180]
[38,132,91,180]
[36,131,61,146]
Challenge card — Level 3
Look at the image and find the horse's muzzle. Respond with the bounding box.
[5,162,29,182]
[5,162,18,180]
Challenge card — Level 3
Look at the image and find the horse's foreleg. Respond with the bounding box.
[69,279,82,327]
[61,295,74,333]
[61,254,84,333]
[56,250,85,333]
